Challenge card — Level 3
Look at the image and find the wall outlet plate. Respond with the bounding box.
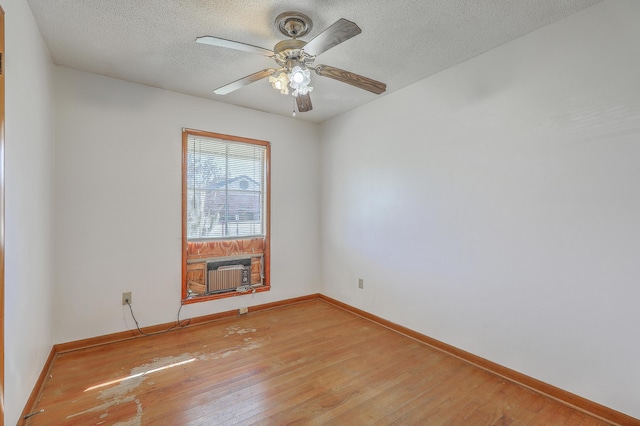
[122,292,132,305]
[239,307,248,315]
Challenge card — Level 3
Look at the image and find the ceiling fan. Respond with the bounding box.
[196,12,387,114]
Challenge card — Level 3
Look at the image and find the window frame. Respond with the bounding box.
[181,128,271,303]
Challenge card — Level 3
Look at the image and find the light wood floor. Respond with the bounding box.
[27,300,610,425]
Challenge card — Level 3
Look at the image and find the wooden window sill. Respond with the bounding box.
[182,285,270,305]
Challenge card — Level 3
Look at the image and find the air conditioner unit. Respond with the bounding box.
[206,258,251,293]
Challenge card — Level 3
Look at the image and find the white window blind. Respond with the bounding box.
[187,134,266,240]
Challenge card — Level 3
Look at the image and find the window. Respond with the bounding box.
[182,129,270,303]
[186,134,266,239]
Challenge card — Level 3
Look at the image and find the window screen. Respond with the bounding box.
[186,134,266,240]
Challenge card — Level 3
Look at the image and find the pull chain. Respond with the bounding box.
[292,96,296,117]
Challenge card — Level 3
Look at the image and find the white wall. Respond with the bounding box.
[4,0,56,424]
[53,67,321,343]
[320,0,640,419]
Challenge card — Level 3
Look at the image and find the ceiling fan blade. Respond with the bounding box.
[303,18,361,57]
[296,93,313,112]
[196,36,274,57]
[314,65,386,94]
[214,69,277,95]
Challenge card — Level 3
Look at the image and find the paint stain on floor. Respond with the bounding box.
[224,325,257,337]
[63,329,264,424]
[67,353,196,425]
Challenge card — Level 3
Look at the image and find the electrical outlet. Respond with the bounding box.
[358,278,364,289]
[122,292,132,305]
[239,307,248,315]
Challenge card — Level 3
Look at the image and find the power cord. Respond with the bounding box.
[125,300,191,337]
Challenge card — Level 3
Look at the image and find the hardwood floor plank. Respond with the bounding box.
[387,367,491,424]
[25,300,615,425]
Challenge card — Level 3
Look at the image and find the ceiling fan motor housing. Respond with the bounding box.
[273,39,315,68]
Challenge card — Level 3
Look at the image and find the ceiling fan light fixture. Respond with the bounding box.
[288,66,312,97]
[291,69,305,83]
[269,72,290,94]
[292,84,313,97]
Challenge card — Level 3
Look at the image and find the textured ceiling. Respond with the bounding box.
[27,0,602,123]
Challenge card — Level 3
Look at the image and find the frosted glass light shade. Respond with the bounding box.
[288,66,313,97]
[269,72,290,94]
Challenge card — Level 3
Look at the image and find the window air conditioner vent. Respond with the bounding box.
[206,258,251,293]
